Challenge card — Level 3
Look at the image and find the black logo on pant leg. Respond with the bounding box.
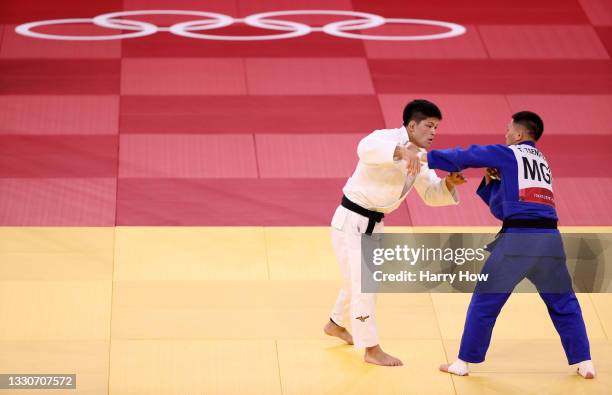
[355,315,370,322]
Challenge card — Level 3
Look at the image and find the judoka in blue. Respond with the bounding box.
[422,111,594,377]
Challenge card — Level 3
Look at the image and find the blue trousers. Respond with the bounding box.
[458,250,591,364]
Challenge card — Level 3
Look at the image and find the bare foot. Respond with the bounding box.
[439,363,469,376]
[364,345,403,366]
[577,360,596,379]
[323,319,354,345]
[577,369,595,379]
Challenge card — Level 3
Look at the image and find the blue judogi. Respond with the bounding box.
[427,141,591,364]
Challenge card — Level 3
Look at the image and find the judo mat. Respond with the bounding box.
[1,0,611,393]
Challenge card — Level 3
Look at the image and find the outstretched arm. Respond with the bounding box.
[425,144,513,172]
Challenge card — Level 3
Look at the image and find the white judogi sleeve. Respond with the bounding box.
[356,129,398,165]
[413,163,459,207]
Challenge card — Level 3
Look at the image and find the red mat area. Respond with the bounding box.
[256,134,362,178]
[119,95,385,134]
[554,177,612,225]
[0,24,121,59]
[0,95,119,135]
[363,24,487,59]
[597,27,612,55]
[0,59,120,94]
[121,58,248,95]
[478,25,608,59]
[0,136,118,177]
[244,58,374,95]
[237,0,354,16]
[0,178,116,226]
[119,134,258,178]
[369,59,612,94]
[124,0,237,15]
[0,0,123,24]
[579,0,612,26]
[351,0,591,24]
[0,0,610,226]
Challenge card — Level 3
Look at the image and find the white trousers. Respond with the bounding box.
[329,205,384,349]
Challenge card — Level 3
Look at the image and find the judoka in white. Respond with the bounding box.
[323,100,465,366]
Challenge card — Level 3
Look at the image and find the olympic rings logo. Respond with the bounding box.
[15,10,466,41]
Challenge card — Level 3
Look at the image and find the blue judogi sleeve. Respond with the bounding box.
[426,144,514,172]
[426,144,515,222]
[476,177,494,205]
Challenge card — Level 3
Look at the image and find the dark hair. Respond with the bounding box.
[512,111,544,141]
[402,99,442,126]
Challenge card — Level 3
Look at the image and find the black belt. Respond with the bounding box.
[341,195,384,235]
[501,218,557,230]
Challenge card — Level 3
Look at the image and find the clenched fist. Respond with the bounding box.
[485,167,501,183]
[445,172,467,190]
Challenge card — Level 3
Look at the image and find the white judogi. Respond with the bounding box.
[330,126,459,348]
